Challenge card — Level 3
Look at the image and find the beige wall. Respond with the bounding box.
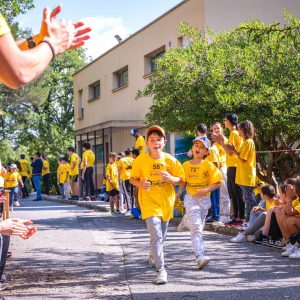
[204,0,300,32]
[73,0,204,132]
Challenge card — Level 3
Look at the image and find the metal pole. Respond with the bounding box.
[102,128,105,175]
[110,127,113,152]
[94,130,97,192]
[79,134,83,197]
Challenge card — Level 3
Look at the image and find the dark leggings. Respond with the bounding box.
[43,173,51,194]
[0,235,10,278]
[83,167,95,197]
[227,167,244,219]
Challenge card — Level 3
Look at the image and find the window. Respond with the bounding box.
[78,89,84,119]
[178,36,191,48]
[88,80,100,101]
[144,46,165,76]
[113,66,128,90]
[93,144,104,162]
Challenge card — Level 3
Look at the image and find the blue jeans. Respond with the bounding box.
[32,175,42,200]
[8,186,18,208]
[210,188,220,221]
[239,185,257,222]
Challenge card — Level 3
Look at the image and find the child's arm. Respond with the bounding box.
[130,177,151,191]
[193,182,221,198]
[285,185,299,216]
[176,182,186,199]
[159,171,182,185]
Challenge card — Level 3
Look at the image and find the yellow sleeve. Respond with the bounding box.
[131,157,142,179]
[17,173,21,181]
[209,148,219,164]
[0,13,10,37]
[170,158,185,182]
[208,163,222,184]
[106,164,111,179]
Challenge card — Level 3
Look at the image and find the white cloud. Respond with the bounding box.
[81,16,130,60]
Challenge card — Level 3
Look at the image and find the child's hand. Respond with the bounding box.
[139,177,151,191]
[252,206,260,212]
[160,171,173,183]
[226,144,236,152]
[176,193,182,200]
[286,184,295,200]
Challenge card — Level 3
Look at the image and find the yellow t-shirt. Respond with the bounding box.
[235,139,256,187]
[215,138,227,168]
[135,135,146,154]
[0,13,10,37]
[106,162,119,192]
[58,163,70,184]
[131,152,185,221]
[81,150,95,168]
[226,129,243,168]
[19,159,29,177]
[119,156,134,181]
[183,160,221,196]
[292,198,300,215]
[42,160,50,176]
[69,153,80,176]
[253,176,266,196]
[207,144,221,168]
[4,171,21,188]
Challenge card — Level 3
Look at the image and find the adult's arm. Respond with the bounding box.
[0,5,91,89]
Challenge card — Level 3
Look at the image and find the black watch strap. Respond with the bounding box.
[27,36,36,49]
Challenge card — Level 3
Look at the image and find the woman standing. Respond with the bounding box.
[227,120,257,224]
[213,113,244,226]
[42,153,50,195]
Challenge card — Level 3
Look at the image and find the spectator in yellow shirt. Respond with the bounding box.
[131,128,146,154]
[19,154,30,198]
[106,153,120,215]
[42,152,50,195]
[213,113,244,226]
[118,149,134,213]
[211,122,231,223]
[130,125,185,285]
[4,164,23,211]
[227,120,257,224]
[67,147,80,200]
[58,157,71,200]
[81,142,96,201]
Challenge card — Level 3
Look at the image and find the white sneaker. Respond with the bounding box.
[289,247,300,259]
[230,232,247,243]
[197,256,210,269]
[156,269,168,284]
[14,201,20,207]
[0,282,6,291]
[281,243,296,257]
[0,275,6,282]
[177,215,187,232]
[148,253,155,268]
[219,215,231,223]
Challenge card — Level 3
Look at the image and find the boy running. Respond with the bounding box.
[177,136,221,269]
[130,125,185,284]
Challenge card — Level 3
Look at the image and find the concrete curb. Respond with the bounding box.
[43,195,239,237]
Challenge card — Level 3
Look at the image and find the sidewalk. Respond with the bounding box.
[42,194,239,237]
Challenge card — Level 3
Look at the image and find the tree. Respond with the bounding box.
[138,13,300,182]
[0,0,34,23]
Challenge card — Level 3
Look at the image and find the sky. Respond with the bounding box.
[16,0,183,59]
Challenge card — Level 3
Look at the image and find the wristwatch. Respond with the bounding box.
[27,36,36,49]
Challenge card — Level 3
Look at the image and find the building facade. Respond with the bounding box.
[73,0,300,188]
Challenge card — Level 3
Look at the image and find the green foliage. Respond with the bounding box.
[138,14,300,181]
[0,0,34,23]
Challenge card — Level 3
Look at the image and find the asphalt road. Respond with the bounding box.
[1,196,300,300]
